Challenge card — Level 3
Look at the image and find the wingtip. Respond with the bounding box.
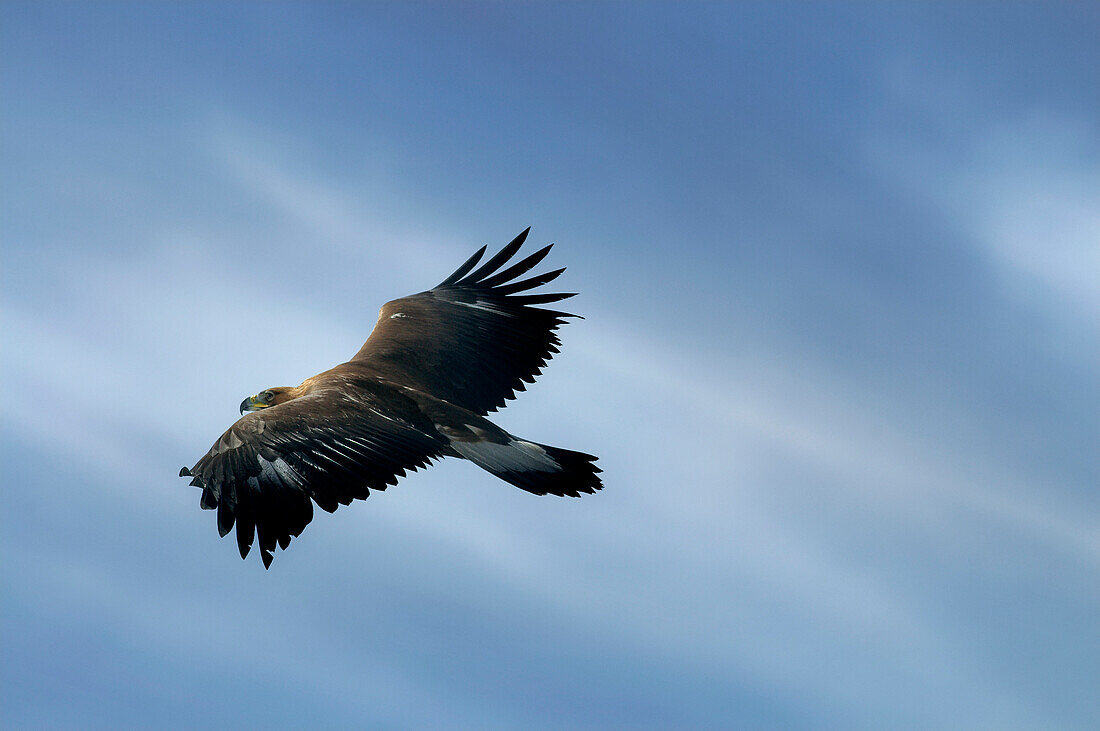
[436,244,489,287]
[179,466,193,477]
[237,529,253,559]
[514,227,531,249]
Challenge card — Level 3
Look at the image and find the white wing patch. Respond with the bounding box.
[454,299,515,317]
[450,438,560,473]
[257,455,304,487]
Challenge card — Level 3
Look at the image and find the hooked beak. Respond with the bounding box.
[240,395,262,414]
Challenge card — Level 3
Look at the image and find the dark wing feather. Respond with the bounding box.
[182,385,446,567]
[351,229,579,415]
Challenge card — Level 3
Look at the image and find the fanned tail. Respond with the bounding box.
[450,436,602,498]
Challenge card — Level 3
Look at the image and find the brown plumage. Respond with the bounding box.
[179,228,601,567]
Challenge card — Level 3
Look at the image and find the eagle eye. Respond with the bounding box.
[262,390,275,403]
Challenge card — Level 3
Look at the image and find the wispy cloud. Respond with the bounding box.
[5,4,1099,727]
[867,65,1100,326]
[3,138,1035,724]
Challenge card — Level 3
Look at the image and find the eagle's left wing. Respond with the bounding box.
[350,228,579,416]
[180,386,446,567]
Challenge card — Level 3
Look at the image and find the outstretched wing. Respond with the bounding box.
[180,385,447,567]
[352,228,579,415]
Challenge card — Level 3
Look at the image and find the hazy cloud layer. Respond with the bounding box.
[4,3,1098,727]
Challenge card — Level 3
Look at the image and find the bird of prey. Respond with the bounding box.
[180,228,601,567]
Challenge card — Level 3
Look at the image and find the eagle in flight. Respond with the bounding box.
[180,228,601,567]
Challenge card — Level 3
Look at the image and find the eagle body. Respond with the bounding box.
[181,229,601,567]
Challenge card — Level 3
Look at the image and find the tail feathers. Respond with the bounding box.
[451,438,602,497]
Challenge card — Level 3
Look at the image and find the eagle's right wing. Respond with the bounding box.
[180,386,447,567]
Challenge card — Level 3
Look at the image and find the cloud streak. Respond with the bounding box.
[4,3,1098,727]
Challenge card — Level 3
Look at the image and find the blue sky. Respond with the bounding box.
[3,2,1098,727]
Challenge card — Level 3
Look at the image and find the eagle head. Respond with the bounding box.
[240,387,293,414]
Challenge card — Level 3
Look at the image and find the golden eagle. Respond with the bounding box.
[180,229,601,567]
